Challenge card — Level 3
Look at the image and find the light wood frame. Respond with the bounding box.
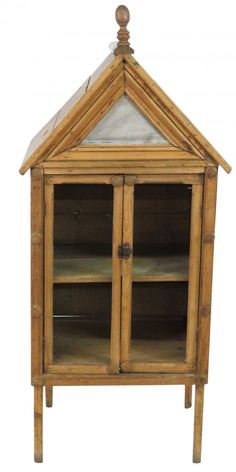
[120,173,203,374]
[43,174,123,375]
[31,166,218,466]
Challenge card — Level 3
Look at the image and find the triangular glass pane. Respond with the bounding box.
[81,96,170,144]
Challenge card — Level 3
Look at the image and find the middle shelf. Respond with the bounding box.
[54,254,189,283]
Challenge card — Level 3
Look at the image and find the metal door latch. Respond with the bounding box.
[118,243,133,259]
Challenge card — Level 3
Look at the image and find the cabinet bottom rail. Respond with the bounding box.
[32,372,200,386]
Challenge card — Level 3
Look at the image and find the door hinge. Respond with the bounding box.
[118,243,133,259]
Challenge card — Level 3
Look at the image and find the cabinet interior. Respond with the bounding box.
[52,182,192,366]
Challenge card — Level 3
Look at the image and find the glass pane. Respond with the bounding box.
[81,96,169,145]
[53,284,112,364]
[53,184,113,365]
[131,282,188,362]
[130,184,192,363]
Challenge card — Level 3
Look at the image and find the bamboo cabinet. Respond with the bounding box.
[20,6,231,463]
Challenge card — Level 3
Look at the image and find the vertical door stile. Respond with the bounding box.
[110,176,124,373]
[44,183,54,369]
[120,176,135,370]
[186,180,203,366]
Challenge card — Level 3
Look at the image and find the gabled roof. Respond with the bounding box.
[20,6,231,174]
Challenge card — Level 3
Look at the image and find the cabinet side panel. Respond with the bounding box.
[197,167,218,381]
[31,168,44,384]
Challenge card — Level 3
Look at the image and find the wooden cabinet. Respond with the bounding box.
[44,174,201,376]
[20,6,231,464]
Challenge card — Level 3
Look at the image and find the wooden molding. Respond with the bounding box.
[199,306,211,318]
[32,305,42,318]
[49,145,200,162]
[206,167,218,179]
[31,168,44,382]
[125,175,136,185]
[33,373,197,387]
[31,232,42,245]
[111,175,123,186]
[196,375,207,385]
[203,232,215,244]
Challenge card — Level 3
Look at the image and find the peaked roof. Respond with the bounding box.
[20,9,231,174]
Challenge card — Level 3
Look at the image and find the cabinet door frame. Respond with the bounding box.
[43,174,123,374]
[120,173,203,374]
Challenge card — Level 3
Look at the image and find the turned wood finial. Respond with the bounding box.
[114,5,134,55]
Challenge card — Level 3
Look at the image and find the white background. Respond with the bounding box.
[0,0,236,469]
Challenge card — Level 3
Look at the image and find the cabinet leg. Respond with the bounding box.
[193,384,204,463]
[34,386,43,463]
[46,386,53,407]
[185,384,192,408]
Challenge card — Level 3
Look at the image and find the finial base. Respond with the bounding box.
[114,45,134,55]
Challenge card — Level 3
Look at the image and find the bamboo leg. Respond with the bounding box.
[193,384,204,463]
[34,386,43,463]
[185,384,192,408]
[46,386,53,407]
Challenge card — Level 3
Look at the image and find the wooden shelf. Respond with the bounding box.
[53,318,186,365]
[130,319,186,362]
[53,318,110,365]
[54,254,188,283]
[133,255,188,282]
[131,337,185,362]
[54,257,111,283]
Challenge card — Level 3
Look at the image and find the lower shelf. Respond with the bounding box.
[130,338,185,363]
[131,319,186,363]
[53,317,186,365]
[53,318,110,365]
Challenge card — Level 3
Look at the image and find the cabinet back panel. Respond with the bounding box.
[132,282,188,320]
[133,184,191,254]
[54,184,113,247]
[54,283,112,318]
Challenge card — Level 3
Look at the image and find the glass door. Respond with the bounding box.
[44,175,123,374]
[121,174,203,373]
